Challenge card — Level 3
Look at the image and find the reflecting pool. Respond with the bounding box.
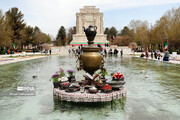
[0,55,180,120]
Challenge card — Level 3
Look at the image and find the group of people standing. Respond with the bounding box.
[97,44,123,56]
[69,45,83,55]
[68,44,124,57]
[141,49,170,61]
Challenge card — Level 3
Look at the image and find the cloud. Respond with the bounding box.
[6,0,180,36]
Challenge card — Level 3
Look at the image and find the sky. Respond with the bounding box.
[0,0,180,38]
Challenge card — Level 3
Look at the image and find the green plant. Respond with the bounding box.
[67,70,75,77]
[98,68,109,78]
[52,74,60,83]
[59,67,65,77]
[0,50,6,54]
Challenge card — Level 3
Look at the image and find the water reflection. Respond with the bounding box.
[53,97,126,111]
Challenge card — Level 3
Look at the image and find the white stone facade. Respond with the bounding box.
[71,6,108,45]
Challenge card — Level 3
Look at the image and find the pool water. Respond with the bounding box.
[0,55,180,120]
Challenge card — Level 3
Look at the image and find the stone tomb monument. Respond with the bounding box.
[70,6,108,46]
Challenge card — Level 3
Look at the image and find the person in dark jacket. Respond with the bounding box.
[163,49,170,61]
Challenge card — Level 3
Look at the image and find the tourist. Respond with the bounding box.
[104,48,107,55]
[68,49,71,54]
[154,50,157,59]
[114,48,118,55]
[33,48,35,54]
[145,50,149,59]
[140,53,145,58]
[8,49,10,54]
[157,50,161,60]
[163,49,170,61]
[76,48,79,55]
[109,48,112,55]
[151,50,153,59]
[101,47,103,51]
[72,47,75,54]
[78,49,81,55]
[120,49,123,56]
[49,49,52,55]
[45,49,48,55]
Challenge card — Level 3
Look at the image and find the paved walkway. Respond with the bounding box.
[0,53,49,65]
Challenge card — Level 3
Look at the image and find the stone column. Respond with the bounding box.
[76,14,79,34]
[100,14,103,34]
[82,14,85,34]
[94,15,96,27]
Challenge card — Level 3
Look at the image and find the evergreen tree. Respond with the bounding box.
[67,26,76,44]
[0,10,13,49]
[5,7,26,49]
[104,27,110,40]
[56,26,66,46]
[120,26,130,36]
[109,27,118,38]
[24,25,34,46]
